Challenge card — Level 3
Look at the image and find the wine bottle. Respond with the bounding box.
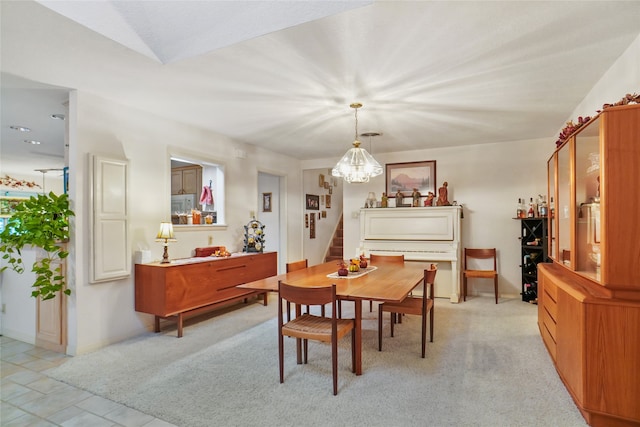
[516,198,523,218]
[528,198,535,218]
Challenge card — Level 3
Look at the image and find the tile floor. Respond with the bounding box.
[1,336,176,427]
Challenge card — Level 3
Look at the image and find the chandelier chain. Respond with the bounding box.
[354,106,358,141]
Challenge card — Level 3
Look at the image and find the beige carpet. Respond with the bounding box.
[45,296,587,427]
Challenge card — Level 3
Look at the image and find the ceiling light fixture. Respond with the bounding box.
[331,103,383,184]
[24,139,42,145]
[50,114,66,120]
[10,125,31,132]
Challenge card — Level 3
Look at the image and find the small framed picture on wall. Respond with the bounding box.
[262,192,272,212]
[306,194,320,210]
[310,213,316,238]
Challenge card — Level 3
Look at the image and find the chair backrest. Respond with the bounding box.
[369,254,404,264]
[279,280,335,307]
[286,259,308,273]
[464,248,497,271]
[278,281,337,323]
[424,267,437,287]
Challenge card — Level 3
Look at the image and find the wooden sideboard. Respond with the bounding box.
[135,251,277,337]
[538,264,640,426]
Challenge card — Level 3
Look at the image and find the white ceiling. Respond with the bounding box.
[2,1,640,177]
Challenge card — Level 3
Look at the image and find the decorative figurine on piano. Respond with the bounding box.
[412,188,421,207]
[381,192,388,208]
[424,191,435,206]
[395,190,405,207]
[436,181,451,206]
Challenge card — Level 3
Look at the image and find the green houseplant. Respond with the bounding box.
[0,192,75,300]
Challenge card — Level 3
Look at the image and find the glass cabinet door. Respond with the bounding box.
[574,116,601,280]
[556,142,571,267]
[547,155,556,260]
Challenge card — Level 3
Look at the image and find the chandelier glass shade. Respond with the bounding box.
[331,103,383,184]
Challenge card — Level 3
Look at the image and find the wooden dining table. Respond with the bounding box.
[238,260,431,375]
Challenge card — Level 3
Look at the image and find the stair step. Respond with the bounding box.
[324,214,344,264]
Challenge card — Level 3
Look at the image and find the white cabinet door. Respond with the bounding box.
[90,155,130,283]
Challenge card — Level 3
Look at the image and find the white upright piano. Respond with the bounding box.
[359,206,462,302]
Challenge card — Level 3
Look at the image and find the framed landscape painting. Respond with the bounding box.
[386,160,436,197]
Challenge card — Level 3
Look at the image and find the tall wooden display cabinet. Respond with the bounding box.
[539,104,640,427]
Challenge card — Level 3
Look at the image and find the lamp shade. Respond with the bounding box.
[156,222,175,240]
[331,141,383,184]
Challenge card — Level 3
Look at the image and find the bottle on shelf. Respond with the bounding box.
[539,195,548,217]
[549,196,554,219]
[516,198,524,218]
[528,198,535,218]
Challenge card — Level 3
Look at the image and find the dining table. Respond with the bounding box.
[238,260,432,375]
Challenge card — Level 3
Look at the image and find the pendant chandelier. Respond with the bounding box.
[331,103,383,184]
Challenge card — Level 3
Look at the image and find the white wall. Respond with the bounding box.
[64,91,302,355]
[0,248,37,342]
[566,33,640,121]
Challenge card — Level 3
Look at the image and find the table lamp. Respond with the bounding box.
[156,222,176,263]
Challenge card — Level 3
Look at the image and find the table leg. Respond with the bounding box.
[154,316,160,333]
[177,313,184,338]
[354,299,362,375]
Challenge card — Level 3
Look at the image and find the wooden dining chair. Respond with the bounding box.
[286,259,308,273]
[378,267,437,358]
[463,248,498,304]
[278,280,355,395]
[368,254,405,312]
[286,259,327,318]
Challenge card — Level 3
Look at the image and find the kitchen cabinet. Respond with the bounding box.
[171,165,202,195]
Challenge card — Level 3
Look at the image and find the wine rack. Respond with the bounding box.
[516,217,549,302]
